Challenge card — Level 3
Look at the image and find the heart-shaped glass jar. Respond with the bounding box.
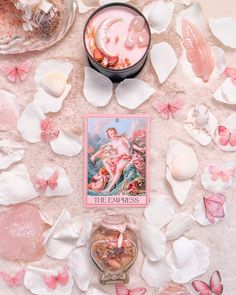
[90,215,138,285]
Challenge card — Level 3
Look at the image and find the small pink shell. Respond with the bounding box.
[160,283,191,295]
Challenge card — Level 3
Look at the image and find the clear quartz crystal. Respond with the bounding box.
[129,15,145,32]
[137,31,149,48]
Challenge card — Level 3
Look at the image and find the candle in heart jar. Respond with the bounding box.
[83,3,151,82]
[90,215,138,285]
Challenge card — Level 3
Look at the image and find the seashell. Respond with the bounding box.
[214,77,236,105]
[83,67,113,107]
[0,164,38,205]
[194,197,226,226]
[166,139,198,204]
[144,195,175,229]
[143,0,174,34]
[209,17,236,49]
[24,265,74,295]
[141,258,171,288]
[201,160,236,192]
[171,153,198,180]
[140,218,166,262]
[41,71,67,97]
[34,60,73,113]
[150,42,177,84]
[115,79,155,110]
[184,104,218,146]
[165,213,194,241]
[215,113,236,152]
[69,247,95,291]
[166,237,209,283]
[0,140,24,170]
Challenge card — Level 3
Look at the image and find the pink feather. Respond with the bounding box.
[182,19,215,82]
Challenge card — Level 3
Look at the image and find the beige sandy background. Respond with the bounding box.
[0,0,236,294]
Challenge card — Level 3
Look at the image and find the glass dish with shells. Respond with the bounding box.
[0,0,76,54]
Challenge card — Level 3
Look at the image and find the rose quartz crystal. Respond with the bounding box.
[129,15,145,32]
[0,204,45,261]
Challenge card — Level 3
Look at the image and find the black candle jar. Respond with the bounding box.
[83,2,151,82]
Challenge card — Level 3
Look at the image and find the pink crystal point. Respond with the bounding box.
[0,204,45,261]
[125,30,136,49]
[137,31,149,48]
[129,16,145,32]
[182,19,215,82]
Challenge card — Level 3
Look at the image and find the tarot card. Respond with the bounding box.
[84,114,150,207]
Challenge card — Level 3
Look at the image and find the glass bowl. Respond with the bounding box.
[0,0,77,54]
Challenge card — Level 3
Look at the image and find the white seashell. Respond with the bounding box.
[34,60,73,113]
[69,247,95,291]
[41,71,67,97]
[35,166,73,197]
[50,129,82,157]
[166,139,198,205]
[171,153,198,180]
[201,160,236,193]
[140,218,166,262]
[144,195,175,229]
[176,2,204,38]
[144,0,174,34]
[115,79,155,110]
[209,17,236,49]
[150,42,177,84]
[184,104,218,146]
[0,164,38,205]
[213,78,236,105]
[24,265,74,295]
[166,237,210,283]
[0,140,24,170]
[141,258,171,288]
[165,213,194,241]
[83,67,113,107]
[194,200,226,226]
[215,113,236,152]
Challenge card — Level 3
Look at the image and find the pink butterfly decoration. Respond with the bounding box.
[153,97,183,120]
[44,267,69,290]
[203,193,225,224]
[35,171,59,192]
[41,118,60,142]
[209,166,235,182]
[182,19,214,83]
[0,60,32,83]
[225,67,236,85]
[0,270,25,287]
[218,126,236,147]
[192,270,223,295]
[116,284,147,295]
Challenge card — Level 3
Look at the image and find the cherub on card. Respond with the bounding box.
[84,114,150,207]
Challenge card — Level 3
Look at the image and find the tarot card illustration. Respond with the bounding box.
[84,114,150,207]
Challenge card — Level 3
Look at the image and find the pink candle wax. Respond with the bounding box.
[85,5,150,70]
